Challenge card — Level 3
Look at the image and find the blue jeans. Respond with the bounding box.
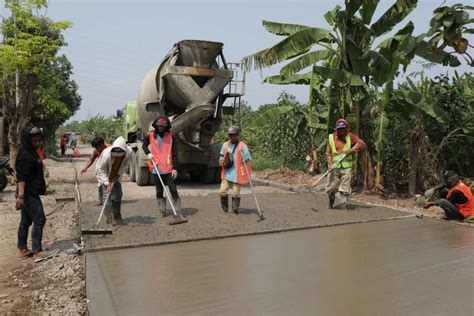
[17,195,46,253]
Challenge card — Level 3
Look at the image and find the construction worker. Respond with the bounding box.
[59,135,67,156]
[142,117,183,219]
[423,170,474,221]
[96,136,132,225]
[326,119,366,209]
[219,125,251,214]
[81,137,111,204]
[15,126,47,260]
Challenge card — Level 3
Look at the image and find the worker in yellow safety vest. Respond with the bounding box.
[326,119,366,209]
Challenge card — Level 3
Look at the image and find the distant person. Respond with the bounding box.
[69,135,80,158]
[423,170,474,221]
[96,136,132,225]
[142,117,184,220]
[81,137,111,204]
[15,126,47,260]
[219,125,251,214]
[59,135,67,156]
[326,119,366,209]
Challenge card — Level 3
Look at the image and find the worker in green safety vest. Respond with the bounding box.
[326,119,366,209]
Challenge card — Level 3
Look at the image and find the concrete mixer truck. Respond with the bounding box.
[122,40,245,186]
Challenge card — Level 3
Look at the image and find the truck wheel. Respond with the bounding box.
[200,167,216,184]
[190,170,201,182]
[0,174,7,192]
[130,152,136,182]
[136,167,150,186]
[213,167,221,184]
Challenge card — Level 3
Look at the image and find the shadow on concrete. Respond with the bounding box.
[182,207,199,217]
[124,216,156,225]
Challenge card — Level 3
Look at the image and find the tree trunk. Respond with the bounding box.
[408,118,422,196]
[8,121,20,169]
[4,75,37,169]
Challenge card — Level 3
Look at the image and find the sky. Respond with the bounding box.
[1,0,473,120]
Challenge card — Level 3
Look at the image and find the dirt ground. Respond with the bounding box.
[0,158,87,315]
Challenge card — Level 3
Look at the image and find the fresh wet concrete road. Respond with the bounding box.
[86,218,474,315]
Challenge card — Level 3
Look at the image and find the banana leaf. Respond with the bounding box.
[242,27,333,70]
[264,72,312,85]
[262,20,311,36]
[279,50,332,76]
[248,105,294,129]
[371,0,418,36]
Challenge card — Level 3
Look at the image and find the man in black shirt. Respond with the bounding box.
[15,126,47,260]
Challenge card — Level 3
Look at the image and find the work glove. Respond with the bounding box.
[424,188,435,199]
[147,153,154,161]
[171,169,178,180]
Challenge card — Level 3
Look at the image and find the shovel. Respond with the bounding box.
[151,160,187,225]
[81,184,114,235]
[241,156,265,222]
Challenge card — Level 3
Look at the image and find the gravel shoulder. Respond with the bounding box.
[0,158,87,315]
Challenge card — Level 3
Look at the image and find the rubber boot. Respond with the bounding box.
[232,197,240,215]
[220,194,229,212]
[105,207,113,224]
[157,198,167,217]
[337,192,349,210]
[328,193,335,209]
[173,197,187,222]
[112,201,125,225]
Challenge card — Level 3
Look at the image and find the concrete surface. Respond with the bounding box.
[80,192,407,252]
[86,217,474,315]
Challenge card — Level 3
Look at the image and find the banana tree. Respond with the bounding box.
[242,0,425,188]
[242,0,468,189]
[426,3,474,66]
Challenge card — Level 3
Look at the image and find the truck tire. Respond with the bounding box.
[148,172,155,185]
[130,152,136,182]
[136,166,150,186]
[213,167,221,184]
[0,174,7,192]
[190,170,201,182]
[200,167,216,184]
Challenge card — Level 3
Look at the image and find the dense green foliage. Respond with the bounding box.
[0,0,75,163]
[58,115,124,145]
[241,0,473,193]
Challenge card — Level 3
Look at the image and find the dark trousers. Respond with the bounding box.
[153,173,179,199]
[60,145,66,156]
[438,198,464,221]
[17,195,46,253]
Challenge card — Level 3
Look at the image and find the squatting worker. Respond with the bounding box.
[15,126,47,260]
[326,119,366,209]
[219,125,251,214]
[80,137,111,204]
[423,170,473,221]
[96,136,132,225]
[142,117,184,219]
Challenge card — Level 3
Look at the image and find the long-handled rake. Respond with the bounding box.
[81,184,114,235]
[241,158,265,222]
[306,143,359,196]
[151,160,188,225]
